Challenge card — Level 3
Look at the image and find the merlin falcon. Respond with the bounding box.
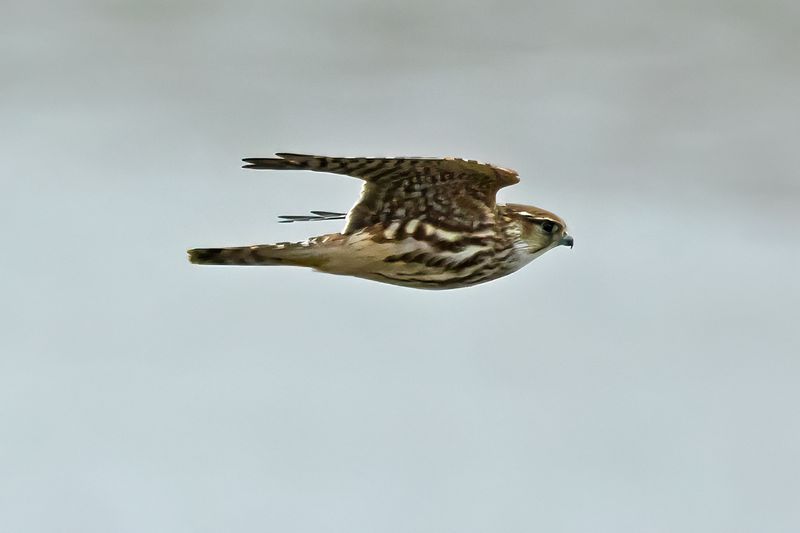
[188,153,573,289]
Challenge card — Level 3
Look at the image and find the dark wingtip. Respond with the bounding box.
[241,154,306,170]
[276,211,347,223]
[309,210,345,217]
[242,157,272,169]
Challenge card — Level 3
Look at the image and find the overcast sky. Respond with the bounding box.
[3,1,799,532]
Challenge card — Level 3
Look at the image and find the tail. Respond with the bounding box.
[187,242,324,268]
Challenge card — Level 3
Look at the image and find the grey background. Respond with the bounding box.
[3,1,799,532]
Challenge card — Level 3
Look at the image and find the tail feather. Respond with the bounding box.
[188,243,323,267]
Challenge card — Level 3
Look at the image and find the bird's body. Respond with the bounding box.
[189,153,573,290]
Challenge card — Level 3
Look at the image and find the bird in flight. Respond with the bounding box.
[188,153,573,290]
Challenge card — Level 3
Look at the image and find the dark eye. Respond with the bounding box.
[541,221,556,233]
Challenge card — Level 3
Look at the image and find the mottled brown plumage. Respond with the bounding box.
[189,153,573,289]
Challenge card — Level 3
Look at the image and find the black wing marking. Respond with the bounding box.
[277,211,347,223]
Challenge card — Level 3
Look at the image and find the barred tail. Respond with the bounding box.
[187,242,323,268]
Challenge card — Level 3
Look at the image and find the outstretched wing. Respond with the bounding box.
[243,153,520,234]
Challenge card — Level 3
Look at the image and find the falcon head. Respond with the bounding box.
[503,203,574,252]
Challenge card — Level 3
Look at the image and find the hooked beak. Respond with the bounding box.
[559,235,574,248]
